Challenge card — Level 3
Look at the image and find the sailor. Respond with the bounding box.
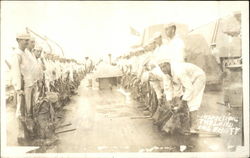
[138,35,165,113]
[10,33,37,143]
[138,56,166,118]
[50,54,57,84]
[158,60,206,132]
[137,40,155,78]
[32,45,45,101]
[22,36,38,115]
[160,23,186,62]
[59,57,65,80]
[44,53,53,92]
[84,56,93,73]
[61,58,68,81]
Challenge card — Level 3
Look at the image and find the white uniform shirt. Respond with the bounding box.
[44,59,53,82]
[34,58,44,81]
[159,35,185,62]
[11,48,37,90]
[164,62,205,101]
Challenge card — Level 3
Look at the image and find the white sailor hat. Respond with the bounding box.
[157,58,171,65]
[164,23,176,29]
[16,33,31,40]
[153,32,162,39]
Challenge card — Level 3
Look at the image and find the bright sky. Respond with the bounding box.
[1,1,247,62]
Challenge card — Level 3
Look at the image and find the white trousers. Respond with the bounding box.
[187,74,206,112]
